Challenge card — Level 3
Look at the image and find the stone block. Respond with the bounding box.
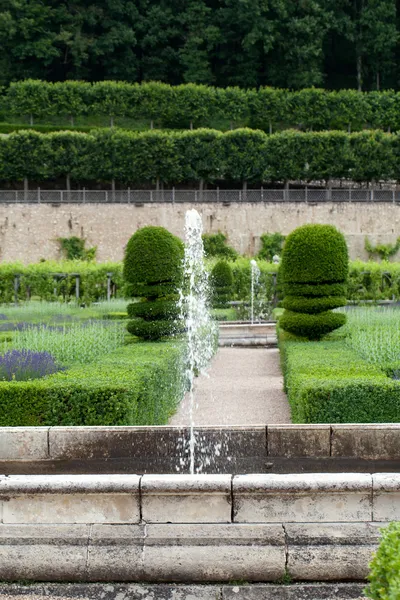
[0,524,88,580]
[286,522,381,580]
[141,475,232,523]
[0,427,49,460]
[373,473,400,521]
[267,425,330,457]
[143,523,285,582]
[233,474,372,522]
[331,425,400,460]
[49,427,135,460]
[87,524,145,580]
[1,474,140,524]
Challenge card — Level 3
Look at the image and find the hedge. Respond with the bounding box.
[3,81,400,132]
[366,522,400,600]
[3,258,400,307]
[280,334,400,423]
[0,260,123,304]
[0,341,185,426]
[1,128,400,186]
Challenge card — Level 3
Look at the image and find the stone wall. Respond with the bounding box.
[0,472,397,582]
[0,201,399,262]
[2,425,400,474]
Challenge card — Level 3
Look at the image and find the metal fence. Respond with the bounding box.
[1,188,400,204]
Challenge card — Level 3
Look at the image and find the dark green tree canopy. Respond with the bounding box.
[0,0,398,90]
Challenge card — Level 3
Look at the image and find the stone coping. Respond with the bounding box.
[1,425,399,474]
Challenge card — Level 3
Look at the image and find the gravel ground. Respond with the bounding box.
[170,347,291,426]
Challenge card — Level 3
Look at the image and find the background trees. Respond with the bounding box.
[0,0,398,90]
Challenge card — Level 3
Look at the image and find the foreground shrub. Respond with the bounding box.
[124,226,184,340]
[210,261,234,308]
[280,224,348,339]
[0,349,62,381]
[366,522,400,600]
[0,341,185,426]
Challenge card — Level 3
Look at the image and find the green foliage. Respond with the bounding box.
[124,226,184,341]
[5,82,400,132]
[258,233,285,261]
[202,233,238,260]
[280,224,348,340]
[365,237,400,261]
[11,322,125,366]
[124,227,184,296]
[0,341,185,426]
[366,522,400,600]
[211,261,234,308]
[58,236,97,261]
[1,128,400,186]
[279,310,346,339]
[280,334,400,423]
[0,260,123,304]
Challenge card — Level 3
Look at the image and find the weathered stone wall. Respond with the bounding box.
[0,471,397,582]
[0,201,399,262]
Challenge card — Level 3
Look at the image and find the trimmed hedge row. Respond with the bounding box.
[2,128,400,185]
[0,260,123,304]
[3,258,400,306]
[280,334,400,423]
[0,341,185,426]
[4,81,400,132]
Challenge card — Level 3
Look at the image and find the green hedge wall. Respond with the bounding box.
[0,341,184,426]
[3,258,400,306]
[280,333,400,423]
[0,260,123,304]
[1,128,399,185]
[3,81,400,132]
[366,522,400,600]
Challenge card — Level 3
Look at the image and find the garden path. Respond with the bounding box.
[169,347,291,426]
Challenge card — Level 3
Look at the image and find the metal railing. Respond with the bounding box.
[0,188,399,204]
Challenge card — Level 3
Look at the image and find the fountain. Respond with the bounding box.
[250,259,261,324]
[180,209,216,474]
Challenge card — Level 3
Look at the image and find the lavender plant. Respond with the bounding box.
[0,349,63,381]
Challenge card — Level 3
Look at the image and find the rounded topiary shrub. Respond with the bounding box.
[279,224,348,340]
[124,226,184,340]
[211,260,234,308]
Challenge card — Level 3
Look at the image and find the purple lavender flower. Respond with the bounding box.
[0,350,64,381]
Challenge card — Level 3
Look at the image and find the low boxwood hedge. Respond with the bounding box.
[280,332,400,423]
[0,341,185,426]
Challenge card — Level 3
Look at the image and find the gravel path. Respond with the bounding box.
[170,347,291,426]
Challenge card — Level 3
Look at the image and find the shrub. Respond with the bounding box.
[202,233,238,260]
[258,233,285,262]
[210,261,234,308]
[280,333,400,423]
[124,226,184,340]
[58,236,97,261]
[0,341,185,426]
[280,224,348,340]
[366,522,400,600]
